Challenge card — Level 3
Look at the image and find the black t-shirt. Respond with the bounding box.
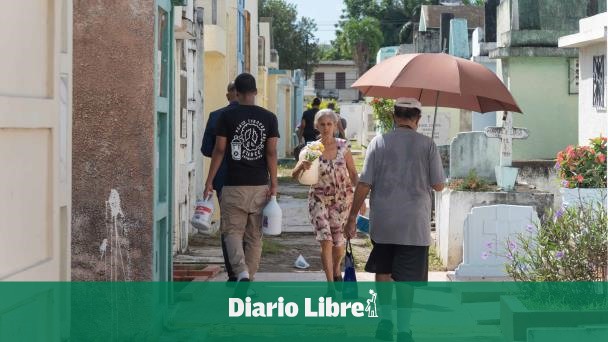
[216,104,280,186]
[302,108,319,139]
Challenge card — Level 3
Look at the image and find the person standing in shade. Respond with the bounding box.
[298,97,321,144]
[204,73,279,283]
[344,98,445,342]
[201,81,240,283]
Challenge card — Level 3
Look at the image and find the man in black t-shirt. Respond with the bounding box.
[297,97,321,143]
[204,73,279,283]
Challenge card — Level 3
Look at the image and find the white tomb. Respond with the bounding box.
[454,205,539,279]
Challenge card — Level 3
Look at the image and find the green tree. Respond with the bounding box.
[259,0,320,78]
[338,17,384,76]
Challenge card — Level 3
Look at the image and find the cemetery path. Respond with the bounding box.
[184,180,375,278]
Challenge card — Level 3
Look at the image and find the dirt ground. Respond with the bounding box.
[189,231,372,274]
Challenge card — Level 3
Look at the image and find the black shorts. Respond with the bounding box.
[364,241,429,282]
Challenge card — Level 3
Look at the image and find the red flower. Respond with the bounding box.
[597,153,606,164]
[576,174,584,183]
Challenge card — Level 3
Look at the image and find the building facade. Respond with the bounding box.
[490,0,605,160]
[559,11,608,145]
[311,60,360,101]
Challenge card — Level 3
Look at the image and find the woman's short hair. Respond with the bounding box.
[314,109,339,128]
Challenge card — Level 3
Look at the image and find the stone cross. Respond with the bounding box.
[484,111,529,167]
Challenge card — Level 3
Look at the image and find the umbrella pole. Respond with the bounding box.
[431,91,440,141]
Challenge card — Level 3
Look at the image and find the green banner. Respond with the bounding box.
[0,282,606,341]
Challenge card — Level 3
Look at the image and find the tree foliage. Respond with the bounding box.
[332,0,486,64]
[338,17,384,76]
[258,0,321,77]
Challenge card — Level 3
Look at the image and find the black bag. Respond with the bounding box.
[342,239,358,299]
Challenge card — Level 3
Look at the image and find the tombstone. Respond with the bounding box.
[449,132,500,182]
[484,0,499,43]
[484,112,529,191]
[454,205,539,279]
[449,19,470,59]
[440,13,454,52]
[472,27,484,57]
[417,110,451,146]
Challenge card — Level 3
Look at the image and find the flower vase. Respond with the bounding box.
[560,187,607,208]
[298,158,320,185]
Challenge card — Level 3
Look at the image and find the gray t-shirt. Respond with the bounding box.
[359,128,445,246]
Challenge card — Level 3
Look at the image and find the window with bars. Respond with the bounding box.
[314,72,325,90]
[336,72,346,89]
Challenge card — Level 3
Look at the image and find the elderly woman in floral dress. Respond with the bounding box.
[292,109,360,295]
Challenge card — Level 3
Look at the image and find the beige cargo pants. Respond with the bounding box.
[220,185,269,279]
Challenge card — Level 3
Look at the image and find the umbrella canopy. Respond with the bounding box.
[352,53,522,113]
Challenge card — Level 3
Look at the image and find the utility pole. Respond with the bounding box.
[304,31,309,81]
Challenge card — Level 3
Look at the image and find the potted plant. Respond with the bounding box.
[555,137,607,207]
[369,97,395,133]
[497,204,608,341]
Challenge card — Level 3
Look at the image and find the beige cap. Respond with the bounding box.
[395,97,422,110]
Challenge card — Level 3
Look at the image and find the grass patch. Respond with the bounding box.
[278,159,296,177]
[349,140,366,173]
[429,245,446,272]
[262,240,285,255]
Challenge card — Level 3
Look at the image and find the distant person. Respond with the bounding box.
[298,97,321,143]
[344,98,445,342]
[204,73,279,283]
[328,102,347,140]
[201,82,239,282]
[292,109,360,297]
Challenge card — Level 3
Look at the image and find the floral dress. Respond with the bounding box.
[308,139,354,246]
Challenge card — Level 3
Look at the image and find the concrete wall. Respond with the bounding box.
[72,0,156,280]
[579,42,608,144]
[498,57,578,160]
[435,188,554,270]
[514,160,562,210]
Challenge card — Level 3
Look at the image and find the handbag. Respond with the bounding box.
[342,239,358,299]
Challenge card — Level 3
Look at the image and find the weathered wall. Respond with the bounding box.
[72,0,155,280]
[514,160,562,210]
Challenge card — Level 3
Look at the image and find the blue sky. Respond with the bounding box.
[285,0,344,44]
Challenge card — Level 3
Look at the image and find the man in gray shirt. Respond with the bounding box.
[344,98,445,342]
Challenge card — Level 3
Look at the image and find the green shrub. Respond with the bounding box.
[502,204,608,282]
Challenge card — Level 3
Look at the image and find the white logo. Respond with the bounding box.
[231,119,267,161]
[366,289,378,318]
[228,288,379,318]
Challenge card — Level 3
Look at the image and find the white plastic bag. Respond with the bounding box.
[190,194,214,234]
[294,254,310,269]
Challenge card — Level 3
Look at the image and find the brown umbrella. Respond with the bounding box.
[352,53,522,136]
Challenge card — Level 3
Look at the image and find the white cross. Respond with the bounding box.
[484,112,529,167]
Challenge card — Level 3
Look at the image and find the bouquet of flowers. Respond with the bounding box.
[298,141,324,185]
[303,141,324,162]
[555,137,607,189]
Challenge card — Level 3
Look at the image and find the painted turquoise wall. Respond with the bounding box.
[499,57,578,160]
